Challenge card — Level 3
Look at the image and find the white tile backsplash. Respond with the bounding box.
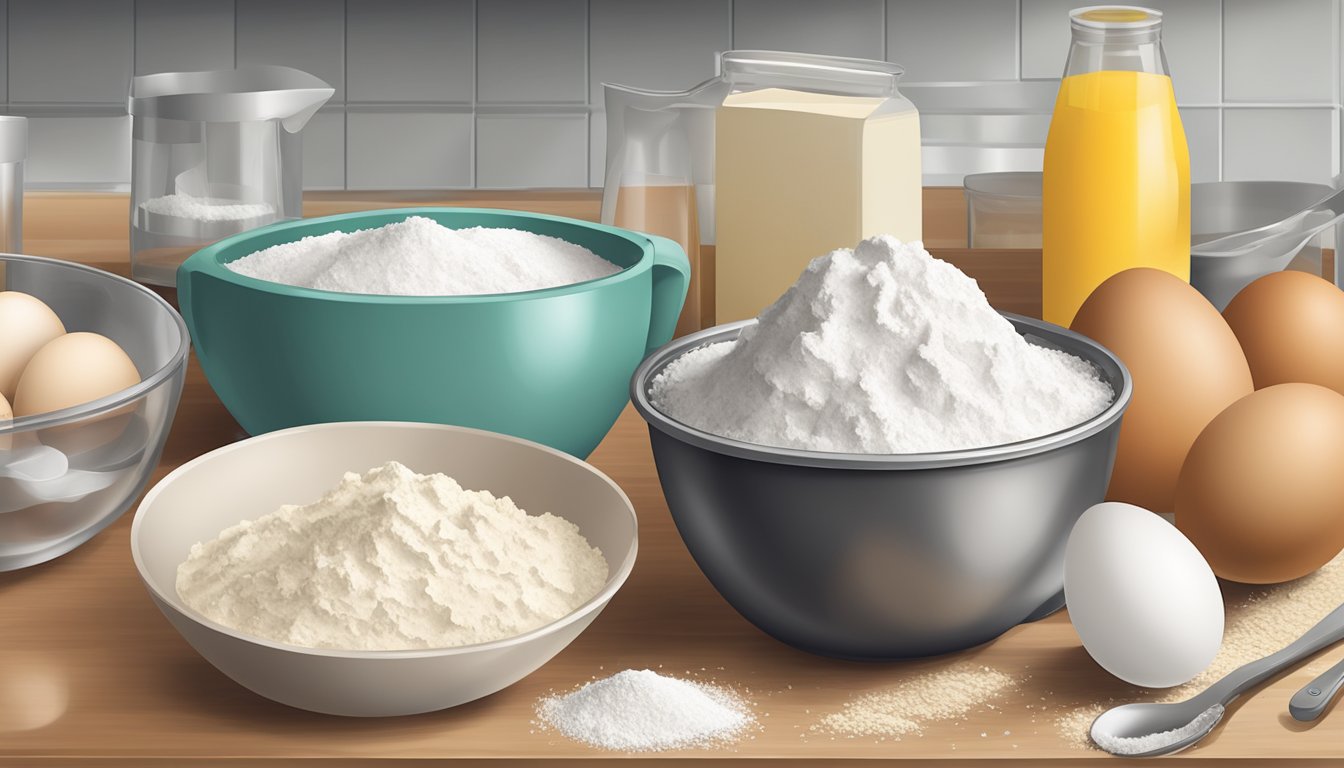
[23,114,129,185]
[1021,0,1222,105]
[888,0,1018,82]
[589,0,730,106]
[236,0,345,102]
[347,0,474,103]
[302,110,345,191]
[590,108,607,189]
[0,0,1340,190]
[1179,107,1221,183]
[733,0,884,60]
[10,0,133,104]
[477,114,588,188]
[347,111,473,190]
[1224,0,1337,103]
[134,0,234,76]
[1223,108,1337,183]
[478,0,587,104]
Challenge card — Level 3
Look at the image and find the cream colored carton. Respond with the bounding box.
[715,87,921,323]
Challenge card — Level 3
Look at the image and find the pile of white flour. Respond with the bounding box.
[226,216,621,295]
[650,235,1113,454]
[141,193,275,221]
[175,461,608,651]
[537,670,754,751]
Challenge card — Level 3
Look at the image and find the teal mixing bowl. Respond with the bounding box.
[177,208,689,457]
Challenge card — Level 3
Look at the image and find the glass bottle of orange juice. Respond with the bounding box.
[1042,6,1189,327]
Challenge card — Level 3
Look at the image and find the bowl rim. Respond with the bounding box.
[631,313,1132,470]
[0,253,191,435]
[129,420,640,659]
[179,207,656,304]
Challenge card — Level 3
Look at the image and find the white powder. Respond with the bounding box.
[141,193,275,221]
[225,216,622,296]
[815,662,1020,739]
[536,669,753,751]
[1091,704,1223,756]
[649,235,1113,454]
[175,461,608,651]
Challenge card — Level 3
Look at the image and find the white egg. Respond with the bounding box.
[1064,501,1224,688]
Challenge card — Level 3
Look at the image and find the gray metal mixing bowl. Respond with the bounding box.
[631,315,1131,660]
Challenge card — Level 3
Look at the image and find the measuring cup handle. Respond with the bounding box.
[643,234,690,358]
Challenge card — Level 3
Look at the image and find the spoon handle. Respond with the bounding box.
[1207,601,1344,706]
[1289,655,1344,722]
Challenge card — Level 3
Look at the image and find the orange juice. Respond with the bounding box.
[1042,69,1189,327]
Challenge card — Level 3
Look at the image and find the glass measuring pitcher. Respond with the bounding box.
[129,65,333,286]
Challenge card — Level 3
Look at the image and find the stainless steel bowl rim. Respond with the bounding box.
[130,420,640,660]
[632,314,1132,471]
[0,253,191,435]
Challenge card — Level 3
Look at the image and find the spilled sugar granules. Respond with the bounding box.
[536,669,754,752]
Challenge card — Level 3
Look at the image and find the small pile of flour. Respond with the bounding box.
[650,235,1113,454]
[536,670,753,751]
[141,193,275,221]
[175,461,608,651]
[226,216,621,296]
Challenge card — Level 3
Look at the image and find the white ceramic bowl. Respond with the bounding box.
[131,421,638,716]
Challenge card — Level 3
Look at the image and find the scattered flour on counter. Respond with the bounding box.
[814,662,1021,739]
[536,669,754,751]
[175,461,608,651]
[225,215,622,295]
[140,193,275,221]
[649,235,1113,454]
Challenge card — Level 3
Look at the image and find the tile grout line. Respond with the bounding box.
[585,0,593,188]
[342,0,348,191]
[472,0,478,189]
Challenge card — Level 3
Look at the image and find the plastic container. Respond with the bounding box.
[964,171,1042,248]
[129,65,333,286]
[177,208,689,457]
[631,315,1130,659]
[0,254,190,571]
[132,421,638,716]
[1042,6,1190,326]
[0,117,26,253]
[602,50,921,332]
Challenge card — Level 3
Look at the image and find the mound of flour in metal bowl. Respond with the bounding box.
[649,235,1113,454]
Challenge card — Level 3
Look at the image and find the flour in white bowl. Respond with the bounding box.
[175,461,608,651]
[649,235,1113,454]
[225,215,622,296]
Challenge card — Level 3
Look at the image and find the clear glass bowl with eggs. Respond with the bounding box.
[0,254,189,570]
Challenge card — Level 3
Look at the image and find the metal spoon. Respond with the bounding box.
[1289,655,1344,722]
[1091,600,1344,757]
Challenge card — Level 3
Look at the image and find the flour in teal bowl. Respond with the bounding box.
[225,215,621,296]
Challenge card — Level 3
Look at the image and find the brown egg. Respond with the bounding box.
[1070,268,1254,515]
[1176,383,1344,584]
[1222,270,1344,393]
[14,333,141,454]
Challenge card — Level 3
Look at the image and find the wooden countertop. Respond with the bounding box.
[0,191,1340,766]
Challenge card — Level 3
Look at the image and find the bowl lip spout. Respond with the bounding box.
[0,253,191,435]
[630,312,1132,471]
[130,420,639,660]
